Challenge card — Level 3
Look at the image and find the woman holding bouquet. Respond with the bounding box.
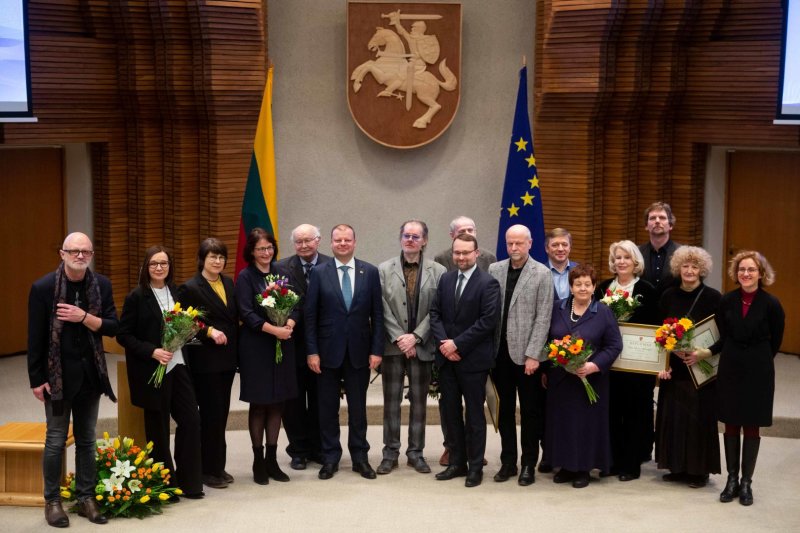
[595,240,659,482]
[236,228,298,484]
[177,238,238,489]
[655,246,721,488]
[119,245,204,499]
[546,264,623,488]
[693,251,784,506]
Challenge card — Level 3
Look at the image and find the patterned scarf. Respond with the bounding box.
[47,262,115,410]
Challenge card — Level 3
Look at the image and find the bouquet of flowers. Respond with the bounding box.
[543,335,598,404]
[256,274,300,364]
[149,302,205,388]
[60,433,181,519]
[654,317,714,375]
[600,288,642,322]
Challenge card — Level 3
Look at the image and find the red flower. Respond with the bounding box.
[605,289,612,296]
[556,354,568,365]
[165,316,172,322]
[622,291,629,298]
[280,287,288,296]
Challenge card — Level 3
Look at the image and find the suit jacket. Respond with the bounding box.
[434,247,497,272]
[305,258,384,369]
[177,273,238,374]
[118,284,180,411]
[378,255,446,361]
[638,240,680,295]
[488,257,554,364]
[430,267,501,372]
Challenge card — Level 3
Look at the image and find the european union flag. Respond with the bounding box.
[495,66,546,264]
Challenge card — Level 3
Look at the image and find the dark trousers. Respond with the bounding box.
[492,351,546,467]
[439,363,488,473]
[283,361,321,460]
[316,357,370,464]
[610,371,656,475]
[191,369,234,477]
[43,388,100,502]
[381,354,431,461]
[143,364,203,493]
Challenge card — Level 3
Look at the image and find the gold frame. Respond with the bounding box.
[687,315,721,388]
[612,322,669,375]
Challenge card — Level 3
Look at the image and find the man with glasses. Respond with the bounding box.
[27,232,118,527]
[376,220,446,475]
[275,224,332,470]
[430,234,500,487]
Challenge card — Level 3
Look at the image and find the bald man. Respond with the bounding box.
[28,232,118,527]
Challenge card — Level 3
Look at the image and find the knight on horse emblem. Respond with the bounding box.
[347,3,462,149]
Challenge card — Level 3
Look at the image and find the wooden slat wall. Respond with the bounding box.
[1,0,266,304]
[535,0,800,273]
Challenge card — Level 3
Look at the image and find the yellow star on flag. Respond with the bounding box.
[507,203,520,217]
[528,176,539,189]
[521,191,535,206]
[525,154,536,167]
[514,138,528,152]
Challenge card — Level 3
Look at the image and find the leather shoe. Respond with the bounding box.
[183,491,205,499]
[518,465,535,486]
[493,463,518,482]
[618,472,640,482]
[439,449,450,466]
[407,457,431,473]
[376,458,398,475]
[290,457,307,471]
[77,498,108,524]
[435,465,468,480]
[352,461,377,479]
[553,469,575,484]
[662,472,688,483]
[465,470,483,488]
[572,471,590,489]
[221,470,234,483]
[45,500,69,528]
[202,474,228,489]
[688,474,709,488]
[318,463,338,480]
[537,462,553,474]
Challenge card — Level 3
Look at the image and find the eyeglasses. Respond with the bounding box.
[62,249,94,257]
[254,246,274,253]
[737,267,758,274]
[294,237,319,246]
[148,261,170,269]
[402,234,423,242]
[207,254,226,262]
[452,250,477,257]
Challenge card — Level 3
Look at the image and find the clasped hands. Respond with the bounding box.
[438,339,461,362]
[307,353,382,375]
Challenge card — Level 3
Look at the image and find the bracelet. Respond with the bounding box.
[80,311,88,324]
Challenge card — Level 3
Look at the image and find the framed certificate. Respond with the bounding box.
[688,315,721,388]
[612,322,668,375]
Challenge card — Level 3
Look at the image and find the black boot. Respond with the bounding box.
[739,437,760,506]
[266,444,290,482]
[719,434,740,503]
[253,446,269,485]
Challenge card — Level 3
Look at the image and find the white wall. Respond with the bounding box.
[64,143,93,240]
[268,0,535,263]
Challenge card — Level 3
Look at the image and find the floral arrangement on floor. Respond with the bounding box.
[655,317,713,375]
[543,334,598,404]
[428,365,440,400]
[60,433,182,519]
[599,288,642,322]
[150,302,205,387]
[256,273,300,363]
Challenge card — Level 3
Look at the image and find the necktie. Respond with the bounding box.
[340,265,352,310]
[303,262,313,281]
[455,273,465,307]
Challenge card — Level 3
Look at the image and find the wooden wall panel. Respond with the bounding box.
[535,0,800,276]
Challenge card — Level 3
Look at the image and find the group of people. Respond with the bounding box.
[27,201,785,528]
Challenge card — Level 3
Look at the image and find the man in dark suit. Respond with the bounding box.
[274,223,332,471]
[305,224,384,480]
[638,202,680,296]
[430,233,500,487]
[28,232,117,527]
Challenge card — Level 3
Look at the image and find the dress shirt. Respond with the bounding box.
[334,257,356,292]
[549,260,572,300]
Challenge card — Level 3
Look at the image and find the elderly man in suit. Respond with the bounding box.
[377,220,446,475]
[638,202,680,296]
[275,223,332,471]
[488,225,553,486]
[430,233,500,487]
[306,224,384,480]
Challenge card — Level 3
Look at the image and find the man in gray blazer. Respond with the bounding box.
[377,220,446,475]
[488,224,553,486]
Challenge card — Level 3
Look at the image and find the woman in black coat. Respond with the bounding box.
[694,251,784,506]
[177,238,238,489]
[118,245,204,498]
[655,246,721,488]
[595,239,659,482]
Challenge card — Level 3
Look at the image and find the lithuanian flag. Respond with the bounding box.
[235,67,279,278]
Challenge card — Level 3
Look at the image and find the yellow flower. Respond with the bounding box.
[134,456,143,466]
[174,488,183,495]
[191,309,199,318]
[558,350,566,356]
[159,493,170,501]
[123,437,134,449]
[678,318,693,330]
[103,431,110,441]
[152,463,160,472]
[161,469,170,475]
[139,495,150,504]
[173,302,182,312]
[95,495,103,501]
[146,441,154,451]
[60,490,71,499]
[113,437,120,449]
